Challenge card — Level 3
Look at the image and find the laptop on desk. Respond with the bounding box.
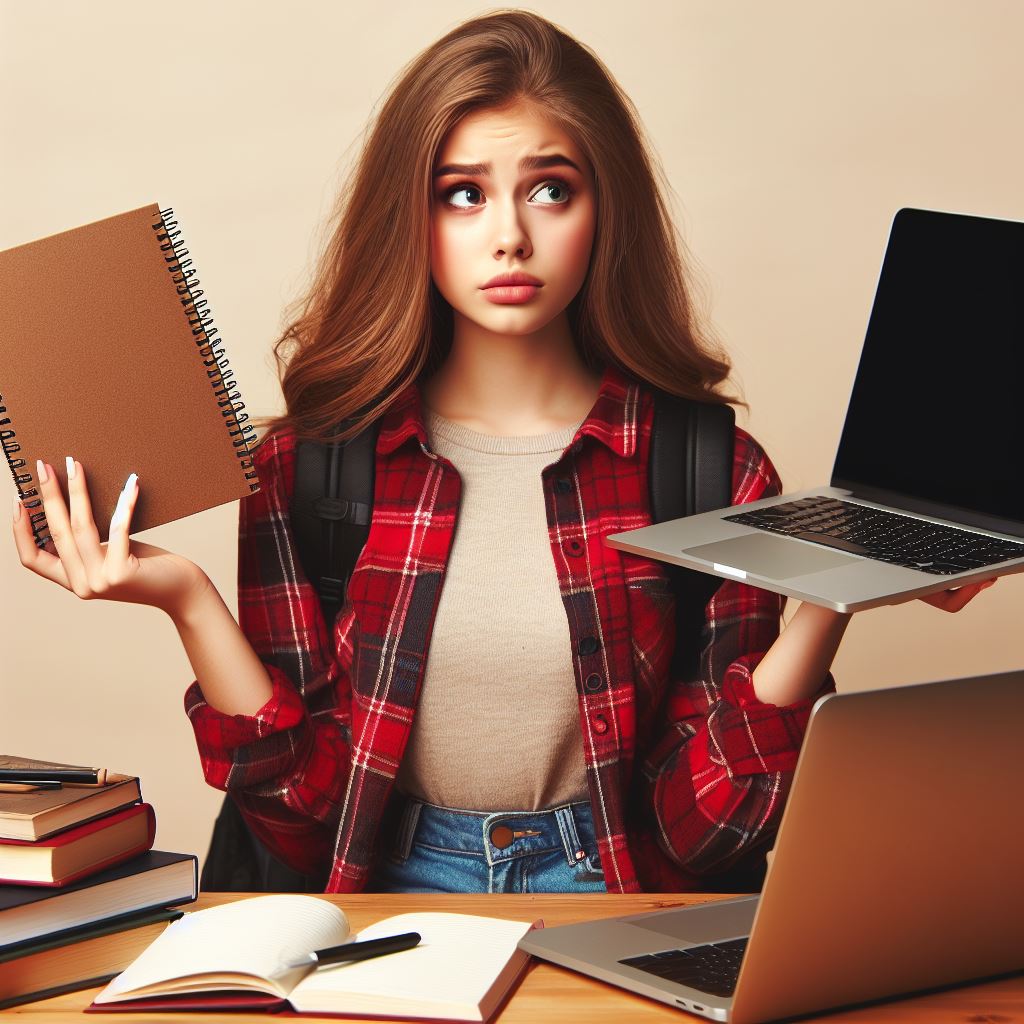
[606,207,1024,612]
[517,670,1024,1023]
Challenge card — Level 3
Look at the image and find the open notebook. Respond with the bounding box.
[88,895,539,1022]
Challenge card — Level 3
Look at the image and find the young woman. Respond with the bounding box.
[13,10,994,894]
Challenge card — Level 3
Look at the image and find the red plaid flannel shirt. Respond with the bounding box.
[185,364,833,892]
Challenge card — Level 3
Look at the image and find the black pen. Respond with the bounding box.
[0,768,105,785]
[284,931,421,969]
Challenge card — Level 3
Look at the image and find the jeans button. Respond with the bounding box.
[490,825,514,849]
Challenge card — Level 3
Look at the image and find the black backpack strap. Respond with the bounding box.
[649,391,733,520]
[202,421,380,894]
[648,392,771,893]
[292,421,379,630]
[649,391,735,678]
[199,793,326,893]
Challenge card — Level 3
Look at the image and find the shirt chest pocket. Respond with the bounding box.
[625,573,676,700]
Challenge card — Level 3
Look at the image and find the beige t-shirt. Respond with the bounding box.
[395,408,590,811]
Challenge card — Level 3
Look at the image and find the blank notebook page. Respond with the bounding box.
[95,895,349,1001]
[290,912,534,1014]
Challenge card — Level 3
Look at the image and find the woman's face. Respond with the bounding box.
[430,100,596,338]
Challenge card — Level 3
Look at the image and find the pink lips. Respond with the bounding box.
[481,271,543,305]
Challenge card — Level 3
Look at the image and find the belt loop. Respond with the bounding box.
[555,804,586,867]
[396,795,422,862]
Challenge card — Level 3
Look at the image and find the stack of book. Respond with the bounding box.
[0,755,198,1009]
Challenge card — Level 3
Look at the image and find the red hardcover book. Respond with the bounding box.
[0,804,155,886]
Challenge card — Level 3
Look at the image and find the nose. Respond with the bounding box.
[492,197,532,261]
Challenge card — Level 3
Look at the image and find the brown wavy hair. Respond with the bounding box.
[252,8,738,447]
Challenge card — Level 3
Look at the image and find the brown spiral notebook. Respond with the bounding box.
[0,204,260,547]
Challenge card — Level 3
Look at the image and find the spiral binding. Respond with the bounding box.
[1,394,50,548]
[153,207,259,492]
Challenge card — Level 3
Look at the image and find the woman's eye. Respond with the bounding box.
[442,179,573,209]
[446,185,484,209]
[530,180,572,205]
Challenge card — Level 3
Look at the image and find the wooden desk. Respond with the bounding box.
[4,893,1022,1022]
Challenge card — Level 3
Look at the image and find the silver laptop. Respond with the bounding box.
[518,670,1024,1023]
[606,208,1024,612]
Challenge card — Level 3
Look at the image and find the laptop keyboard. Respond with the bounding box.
[619,937,748,997]
[723,496,1024,576]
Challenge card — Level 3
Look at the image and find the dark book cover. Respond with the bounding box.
[0,850,197,948]
[0,907,184,1010]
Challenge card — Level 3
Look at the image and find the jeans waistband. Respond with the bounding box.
[383,792,598,870]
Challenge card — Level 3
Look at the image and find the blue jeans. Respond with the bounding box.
[369,793,607,894]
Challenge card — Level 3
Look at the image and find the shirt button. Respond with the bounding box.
[555,478,572,494]
[564,538,584,557]
[584,673,603,693]
[579,636,599,656]
[592,714,609,734]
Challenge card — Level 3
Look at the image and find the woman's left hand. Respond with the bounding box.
[917,577,998,613]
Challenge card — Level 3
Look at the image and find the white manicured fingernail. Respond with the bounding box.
[111,475,137,531]
[66,456,76,481]
[111,491,127,530]
[36,459,49,484]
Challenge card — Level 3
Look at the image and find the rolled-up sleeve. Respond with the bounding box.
[643,429,834,876]
[184,430,353,874]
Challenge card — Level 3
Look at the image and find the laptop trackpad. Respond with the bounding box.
[622,898,759,945]
[687,533,859,580]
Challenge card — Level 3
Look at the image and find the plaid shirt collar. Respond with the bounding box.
[377,362,638,459]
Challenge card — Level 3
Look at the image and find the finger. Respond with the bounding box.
[105,472,139,570]
[920,581,989,613]
[64,457,105,584]
[942,588,980,613]
[33,459,91,596]
[926,587,978,613]
[11,490,72,589]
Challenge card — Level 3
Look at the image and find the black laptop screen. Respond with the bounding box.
[831,208,1024,526]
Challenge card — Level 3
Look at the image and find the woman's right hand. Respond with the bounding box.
[12,457,210,619]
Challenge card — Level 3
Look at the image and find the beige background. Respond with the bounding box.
[1,1,1021,872]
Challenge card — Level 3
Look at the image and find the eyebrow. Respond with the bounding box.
[432,154,583,179]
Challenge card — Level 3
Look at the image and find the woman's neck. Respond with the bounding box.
[422,315,602,436]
